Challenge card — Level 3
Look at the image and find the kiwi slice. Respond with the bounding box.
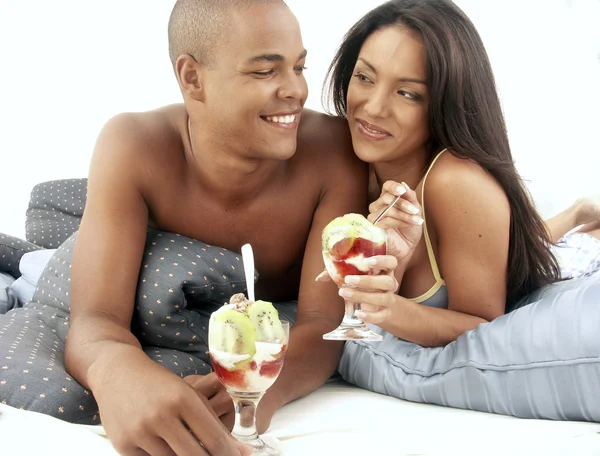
[210,308,256,366]
[247,300,286,342]
[322,213,386,253]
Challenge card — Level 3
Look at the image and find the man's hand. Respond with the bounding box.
[94,359,250,456]
[183,373,235,430]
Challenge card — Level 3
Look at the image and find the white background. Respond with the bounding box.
[1,0,599,238]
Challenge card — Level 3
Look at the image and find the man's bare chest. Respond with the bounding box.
[147,186,316,279]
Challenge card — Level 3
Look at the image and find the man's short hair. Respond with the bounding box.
[168,0,286,68]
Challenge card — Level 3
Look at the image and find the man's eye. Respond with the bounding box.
[294,66,307,73]
[252,70,275,76]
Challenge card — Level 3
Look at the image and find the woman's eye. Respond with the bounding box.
[398,90,418,100]
[354,73,372,83]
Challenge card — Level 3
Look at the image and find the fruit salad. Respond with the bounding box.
[322,213,387,284]
[209,294,288,393]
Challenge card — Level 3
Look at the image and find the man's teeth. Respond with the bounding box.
[264,114,296,124]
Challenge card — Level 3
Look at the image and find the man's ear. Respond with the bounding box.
[175,54,205,102]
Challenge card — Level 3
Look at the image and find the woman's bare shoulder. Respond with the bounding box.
[424,150,510,227]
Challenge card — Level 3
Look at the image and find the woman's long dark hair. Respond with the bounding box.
[325,0,560,308]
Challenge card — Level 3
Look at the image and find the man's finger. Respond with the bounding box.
[184,374,221,398]
[160,422,208,456]
[209,390,234,418]
[138,436,180,456]
[182,396,248,456]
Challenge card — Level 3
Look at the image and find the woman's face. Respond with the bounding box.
[346,26,430,164]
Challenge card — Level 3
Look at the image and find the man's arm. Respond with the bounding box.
[64,114,246,456]
[258,115,368,429]
[65,113,150,387]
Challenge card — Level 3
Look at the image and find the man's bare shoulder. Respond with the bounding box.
[94,104,186,167]
[297,109,363,167]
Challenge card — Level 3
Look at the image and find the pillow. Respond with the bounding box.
[25,179,87,248]
[10,249,57,305]
[0,271,18,314]
[0,233,43,278]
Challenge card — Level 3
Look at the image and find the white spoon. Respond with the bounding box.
[241,243,256,302]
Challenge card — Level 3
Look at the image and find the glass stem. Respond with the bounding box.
[231,391,264,442]
[342,299,363,327]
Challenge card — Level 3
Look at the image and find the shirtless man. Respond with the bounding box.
[64,0,366,455]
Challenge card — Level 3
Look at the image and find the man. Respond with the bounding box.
[65,0,366,455]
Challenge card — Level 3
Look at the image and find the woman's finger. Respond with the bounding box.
[371,206,424,227]
[380,180,406,198]
[356,307,391,325]
[344,274,398,292]
[397,182,420,206]
[315,269,332,282]
[363,254,398,271]
[379,181,420,208]
[368,191,404,216]
[339,287,396,308]
[360,303,382,313]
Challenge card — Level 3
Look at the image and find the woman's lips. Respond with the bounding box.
[356,119,392,140]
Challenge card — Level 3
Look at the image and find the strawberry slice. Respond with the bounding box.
[330,237,355,259]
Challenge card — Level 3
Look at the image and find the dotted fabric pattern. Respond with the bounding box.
[0,179,297,424]
[0,229,262,423]
[25,179,87,249]
[0,234,43,278]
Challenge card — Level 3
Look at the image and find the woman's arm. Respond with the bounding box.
[348,154,510,346]
[347,289,487,346]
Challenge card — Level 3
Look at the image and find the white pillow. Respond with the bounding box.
[10,249,57,304]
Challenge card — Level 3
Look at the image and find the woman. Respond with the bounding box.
[321,0,600,421]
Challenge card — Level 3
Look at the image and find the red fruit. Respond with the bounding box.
[329,238,386,279]
[259,345,287,378]
[210,355,247,389]
[331,237,355,258]
[333,260,363,278]
[259,358,285,378]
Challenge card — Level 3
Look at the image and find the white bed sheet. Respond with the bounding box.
[1,380,599,455]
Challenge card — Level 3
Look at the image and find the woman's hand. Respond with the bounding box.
[340,255,401,325]
[368,181,424,263]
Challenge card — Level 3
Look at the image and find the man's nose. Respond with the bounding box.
[277,71,308,101]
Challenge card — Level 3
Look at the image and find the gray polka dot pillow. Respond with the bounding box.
[0,234,43,278]
[26,179,87,249]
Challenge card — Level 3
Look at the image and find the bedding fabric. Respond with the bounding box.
[0,272,18,314]
[9,249,57,305]
[2,380,600,455]
[0,230,296,424]
[339,273,600,422]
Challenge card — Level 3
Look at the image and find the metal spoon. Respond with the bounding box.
[373,195,402,225]
[241,243,256,302]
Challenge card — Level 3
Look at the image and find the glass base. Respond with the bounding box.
[233,433,281,456]
[323,323,383,341]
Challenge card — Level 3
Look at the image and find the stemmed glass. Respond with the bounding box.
[209,317,289,455]
[321,214,386,341]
